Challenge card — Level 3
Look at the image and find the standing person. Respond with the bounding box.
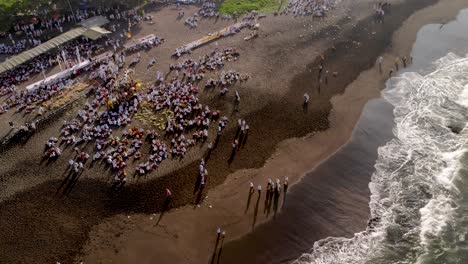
[206,142,213,161]
[216,227,221,242]
[238,124,245,149]
[303,93,310,113]
[199,159,205,176]
[228,140,237,163]
[377,56,384,73]
[234,90,241,112]
[394,57,399,71]
[257,184,262,195]
[200,173,206,191]
[249,182,254,193]
[166,188,172,199]
[304,93,310,104]
[242,124,249,146]
[266,180,272,194]
[402,56,407,68]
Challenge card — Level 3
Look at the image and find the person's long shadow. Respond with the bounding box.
[209,233,221,264]
[241,132,248,147]
[251,193,261,231]
[56,170,75,195]
[303,102,309,113]
[283,184,288,205]
[63,171,84,195]
[244,190,253,214]
[217,236,225,264]
[195,187,205,205]
[238,134,244,150]
[213,134,221,149]
[266,189,275,217]
[273,191,280,219]
[228,147,236,165]
[156,198,171,225]
[45,156,58,166]
[231,102,240,116]
[234,127,241,140]
[193,174,201,194]
[89,160,96,169]
[205,148,212,163]
[263,189,270,214]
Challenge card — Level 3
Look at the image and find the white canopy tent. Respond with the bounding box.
[0,16,110,75]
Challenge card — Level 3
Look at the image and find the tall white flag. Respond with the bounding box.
[61,50,67,69]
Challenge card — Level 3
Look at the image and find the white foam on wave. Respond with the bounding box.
[292,53,468,264]
[457,84,468,107]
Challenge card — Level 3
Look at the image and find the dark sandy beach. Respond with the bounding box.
[219,99,395,264]
[1,0,468,263]
[218,1,468,263]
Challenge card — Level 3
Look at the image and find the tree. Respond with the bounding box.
[0,0,51,32]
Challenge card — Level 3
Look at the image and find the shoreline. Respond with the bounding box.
[76,0,468,263]
[219,97,395,264]
[0,2,367,263]
[1,0,468,263]
[218,0,468,263]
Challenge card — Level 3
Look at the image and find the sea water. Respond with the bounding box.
[292,9,468,264]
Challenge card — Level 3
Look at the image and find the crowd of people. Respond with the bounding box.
[0,39,36,55]
[248,176,289,216]
[42,45,245,190]
[2,0,340,190]
[5,6,141,44]
[0,37,106,114]
[2,2,265,196]
[0,8,152,116]
[198,2,217,18]
[185,15,199,29]
[169,48,240,88]
[125,35,164,54]
[0,3,146,86]
[281,0,337,17]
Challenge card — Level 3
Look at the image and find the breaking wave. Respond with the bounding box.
[292,53,468,264]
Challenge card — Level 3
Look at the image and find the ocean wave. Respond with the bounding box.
[292,53,468,264]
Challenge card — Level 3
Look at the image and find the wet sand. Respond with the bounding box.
[219,99,394,264]
[0,2,362,263]
[76,0,456,263]
[220,0,468,263]
[1,0,468,263]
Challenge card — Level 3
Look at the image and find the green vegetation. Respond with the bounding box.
[218,0,283,16]
[0,0,20,8]
[0,0,49,32]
